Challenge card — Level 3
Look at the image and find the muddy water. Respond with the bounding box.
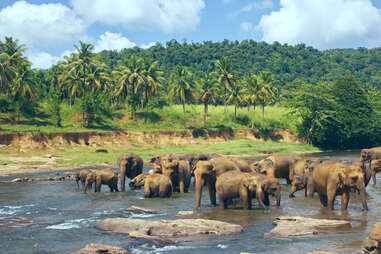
[1,151,380,254]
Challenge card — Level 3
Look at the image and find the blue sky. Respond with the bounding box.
[1,0,381,69]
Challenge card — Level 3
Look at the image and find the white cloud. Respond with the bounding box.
[256,0,381,49]
[141,42,156,49]
[241,0,273,12]
[71,0,205,33]
[25,50,60,69]
[0,1,87,47]
[94,32,136,52]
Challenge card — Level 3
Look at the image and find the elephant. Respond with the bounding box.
[312,160,368,211]
[351,161,372,187]
[360,147,381,170]
[162,159,191,193]
[84,168,119,194]
[289,172,315,198]
[75,169,92,189]
[227,157,257,172]
[194,157,244,208]
[129,174,147,189]
[144,173,173,198]
[252,155,301,184]
[216,171,266,209]
[370,159,381,185]
[216,171,281,209]
[289,157,322,182]
[117,153,143,192]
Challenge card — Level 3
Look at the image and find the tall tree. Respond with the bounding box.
[227,80,242,121]
[168,66,196,129]
[258,71,276,128]
[197,72,218,128]
[0,53,16,97]
[243,73,261,128]
[214,57,238,118]
[0,37,26,66]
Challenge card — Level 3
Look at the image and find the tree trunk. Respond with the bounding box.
[224,86,227,118]
[182,100,186,129]
[262,103,265,129]
[234,104,237,121]
[204,102,208,128]
[251,103,256,129]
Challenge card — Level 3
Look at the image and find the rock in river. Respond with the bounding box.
[96,218,243,239]
[73,243,130,254]
[364,222,381,254]
[264,216,350,238]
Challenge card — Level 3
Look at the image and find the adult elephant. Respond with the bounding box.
[84,168,119,194]
[351,161,372,187]
[144,173,172,198]
[162,159,191,193]
[312,160,368,211]
[194,157,242,208]
[252,155,301,184]
[117,153,143,192]
[370,160,381,185]
[360,147,381,170]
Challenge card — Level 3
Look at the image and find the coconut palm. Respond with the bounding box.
[197,72,218,128]
[227,80,242,121]
[0,37,26,66]
[243,74,261,128]
[258,71,277,128]
[214,57,238,118]
[12,61,37,121]
[168,66,197,129]
[0,53,16,97]
[60,67,83,106]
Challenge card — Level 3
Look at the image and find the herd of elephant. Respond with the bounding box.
[75,146,381,211]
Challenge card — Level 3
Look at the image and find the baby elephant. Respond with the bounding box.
[129,174,147,189]
[75,169,92,189]
[144,173,173,198]
[84,168,119,194]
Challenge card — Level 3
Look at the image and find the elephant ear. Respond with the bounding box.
[337,171,346,188]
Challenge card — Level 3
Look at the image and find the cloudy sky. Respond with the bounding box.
[1,0,381,69]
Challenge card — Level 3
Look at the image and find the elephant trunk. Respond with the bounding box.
[120,165,126,192]
[84,179,89,194]
[276,187,281,206]
[195,174,204,208]
[359,184,368,211]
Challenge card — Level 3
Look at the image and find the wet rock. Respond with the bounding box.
[96,218,243,239]
[129,231,176,247]
[264,216,350,238]
[364,222,381,254]
[72,243,130,254]
[11,178,24,182]
[123,206,157,214]
[0,216,35,228]
[172,210,203,219]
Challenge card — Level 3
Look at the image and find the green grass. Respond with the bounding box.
[0,103,299,133]
[0,139,317,166]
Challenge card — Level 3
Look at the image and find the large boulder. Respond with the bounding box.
[72,243,130,254]
[96,218,243,239]
[364,222,381,254]
[264,216,350,238]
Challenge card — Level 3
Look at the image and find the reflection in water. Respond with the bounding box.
[0,151,379,254]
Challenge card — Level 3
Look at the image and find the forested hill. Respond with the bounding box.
[96,39,381,88]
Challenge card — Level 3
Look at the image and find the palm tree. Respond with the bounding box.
[0,53,16,97]
[0,37,26,66]
[138,58,164,111]
[168,66,196,129]
[227,80,242,121]
[12,62,37,121]
[60,67,83,106]
[258,71,277,128]
[214,57,238,118]
[87,64,111,94]
[197,72,218,128]
[243,74,261,128]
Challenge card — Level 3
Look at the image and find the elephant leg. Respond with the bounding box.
[218,196,226,209]
[144,184,151,198]
[319,193,328,207]
[195,175,204,208]
[179,180,185,194]
[327,189,336,210]
[208,182,217,206]
[109,185,113,192]
[239,187,249,209]
[263,193,270,206]
[341,190,350,210]
[371,168,377,185]
[286,177,291,185]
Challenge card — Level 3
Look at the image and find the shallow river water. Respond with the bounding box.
[1,151,381,254]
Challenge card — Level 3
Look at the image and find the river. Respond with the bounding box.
[0,151,380,254]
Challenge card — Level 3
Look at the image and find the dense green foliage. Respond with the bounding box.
[0,36,380,149]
